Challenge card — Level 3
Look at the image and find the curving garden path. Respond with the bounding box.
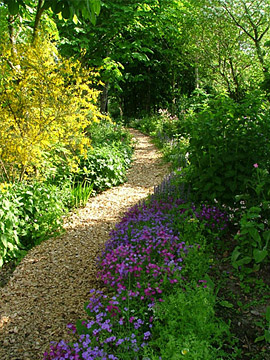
[0,129,170,360]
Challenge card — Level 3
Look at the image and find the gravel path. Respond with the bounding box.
[0,129,170,360]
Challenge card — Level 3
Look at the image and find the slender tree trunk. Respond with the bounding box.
[171,66,177,115]
[195,65,200,89]
[100,82,109,113]
[32,0,45,43]
[7,15,17,57]
[254,39,268,74]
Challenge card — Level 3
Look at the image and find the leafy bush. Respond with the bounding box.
[184,92,270,205]
[0,185,22,266]
[47,120,134,192]
[87,119,133,148]
[130,114,160,135]
[160,134,189,169]
[75,143,133,193]
[0,36,104,183]
[0,182,67,266]
[231,165,270,270]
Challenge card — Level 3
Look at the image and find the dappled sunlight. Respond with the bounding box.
[0,315,10,330]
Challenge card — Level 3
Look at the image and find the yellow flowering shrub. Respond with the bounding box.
[0,37,105,182]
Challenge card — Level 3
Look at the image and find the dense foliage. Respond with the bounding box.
[0,182,67,266]
[184,92,270,205]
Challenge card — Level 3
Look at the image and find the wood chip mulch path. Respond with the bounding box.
[0,129,170,360]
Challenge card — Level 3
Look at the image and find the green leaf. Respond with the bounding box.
[253,249,268,263]
[266,306,270,322]
[8,0,19,15]
[231,247,252,268]
[7,242,14,251]
[248,227,261,244]
[231,246,241,263]
[219,300,234,308]
[263,230,270,242]
[92,0,101,15]
[1,235,8,248]
[255,335,265,343]
[265,329,270,343]
[73,14,78,24]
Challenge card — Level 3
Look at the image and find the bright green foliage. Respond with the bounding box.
[0,186,22,267]
[184,92,270,205]
[87,119,133,148]
[3,0,101,23]
[144,283,232,360]
[76,144,133,193]
[71,120,134,193]
[0,182,68,266]
[14,182,67,249]
[70,181,94,208]
[231,166,270,270]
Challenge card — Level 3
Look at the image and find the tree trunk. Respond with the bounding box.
[195,65,199,89]
[7,15,17,57]
[100,82,109,113]
[32,0,45,43]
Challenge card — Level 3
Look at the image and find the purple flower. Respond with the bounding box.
[116,338,124,346]
[143,331,151,340]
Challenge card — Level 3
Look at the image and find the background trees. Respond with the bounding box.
[3,0,270,117]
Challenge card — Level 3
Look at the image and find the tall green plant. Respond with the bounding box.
[0,185,22,266]
[185,92,270,205]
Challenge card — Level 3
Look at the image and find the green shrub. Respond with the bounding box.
[87,119,133,148]
[14,182,67,249]
[75,143,133,193]
[130,114,160,134]
[185,92,270,205]
[0,182,67,266]
[0,186,22,266]
[231,165,270,270]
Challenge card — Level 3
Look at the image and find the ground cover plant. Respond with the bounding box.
[43,173,238,359]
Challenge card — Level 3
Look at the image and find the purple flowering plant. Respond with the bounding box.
[44,172,229,360]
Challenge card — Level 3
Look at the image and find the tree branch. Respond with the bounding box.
[221,2,255,42]
[32,0,46,43]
